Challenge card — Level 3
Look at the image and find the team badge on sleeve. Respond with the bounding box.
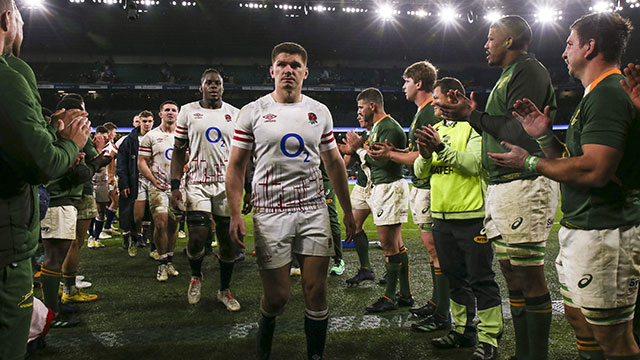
[225,114,232,122]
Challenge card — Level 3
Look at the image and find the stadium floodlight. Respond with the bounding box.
[590,1,613,12]
[377,4,396,20]
[23,0,45,9]
[534,7,562,23]
[438,5,459,23]
[484,10,502,22]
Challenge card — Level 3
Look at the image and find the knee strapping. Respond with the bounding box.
[305,308,329,321]
[186,247,206,261]
[187,211,211,228]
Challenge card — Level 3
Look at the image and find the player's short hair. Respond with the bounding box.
[356,88,384,107]
[271,42,308,65]
[0,0,15,12]
[571,12,633,64]
[435,77,465,96]
[56,93,84,111]
[200,68,221,83]
[403,61,438,92]
[491,15,532,51]
[138,110,154,119]
[103,122,117,131]
[95,125,108,134]
[159,100,178,111]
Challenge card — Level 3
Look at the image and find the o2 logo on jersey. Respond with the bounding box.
[165,148,173,161]
[280,133,310,162]
[206,127,227,148]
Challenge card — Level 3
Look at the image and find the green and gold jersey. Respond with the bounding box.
[561,70,640,230]
[407,99,440,189]
[355,130,370,187]
[365,114,407,185]
[479,53,557,184]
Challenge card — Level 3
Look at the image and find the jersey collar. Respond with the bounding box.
[584,69,622,97]
[418,97,434,111]
[373,114,390,126]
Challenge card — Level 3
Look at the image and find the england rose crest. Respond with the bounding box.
[225,114,232,122]
[308,112,318,125]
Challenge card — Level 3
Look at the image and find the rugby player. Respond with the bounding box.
[491,12,640,359]
[438,16,559,360]
[345,88,411,313]
[170,69,242,310]
[226,42,355,359]
[368,60,448,322]
[139,101,181,282]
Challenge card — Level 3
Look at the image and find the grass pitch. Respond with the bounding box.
[31,186,579,360]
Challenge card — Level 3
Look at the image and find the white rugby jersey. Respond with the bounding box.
[175,101,239,185]
[232,94,336,213]
[92,142,116,186]
[138,127,175,188]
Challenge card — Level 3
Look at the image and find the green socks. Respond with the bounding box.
[398,246,411,297]
[509,290,529,360]
[353,231,370,269]
[40,267,62,313]
[384,256,402,300]
[525,293,552,360]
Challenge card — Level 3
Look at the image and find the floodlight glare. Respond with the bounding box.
[591,1,613,12]
[378,4,395,20]
[438,6,458,22]
[24,0,45,9]
[485,11,502,22]
[535,7,557,22]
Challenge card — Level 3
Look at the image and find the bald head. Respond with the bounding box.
[0,0,22,56]
[491,15,532,51]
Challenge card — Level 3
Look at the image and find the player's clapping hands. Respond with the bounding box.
[414,125,439,159]
[368,140,395,161]
[487,141,529,170]
[622,63,640,110]
[345,131,364,150]
[512,98,553,138]
[437,90,477,121]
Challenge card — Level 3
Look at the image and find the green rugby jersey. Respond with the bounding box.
[407,98,440,189]
[561,70,640,230]
[365,114,407,185]
[355,130,369,187]
[470,53,557,184]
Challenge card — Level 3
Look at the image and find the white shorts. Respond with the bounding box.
[185,182,229,216]
[253,207,335,270]
[148,188,170,214]
[40,205,77,240]
[556,225,640,324]
[484,177,559,243]
[366,179,409,226]
[350,184,370,211]
[136,180,148,201]
[409,186,431,225]
[94,183,109,203]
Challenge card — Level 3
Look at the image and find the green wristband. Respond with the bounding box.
[536,133,554,148]
[525,155,540,173]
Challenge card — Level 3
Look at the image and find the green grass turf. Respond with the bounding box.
[31,186,579,359]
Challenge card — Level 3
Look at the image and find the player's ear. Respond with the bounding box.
[269,65,275,79]
[416,80,423,90]
[303,66,309,80]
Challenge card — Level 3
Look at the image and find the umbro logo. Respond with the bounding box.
[578,274,593,288]
[263,113,277,123]
[511,217,524,230]
[193,112,204,119]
